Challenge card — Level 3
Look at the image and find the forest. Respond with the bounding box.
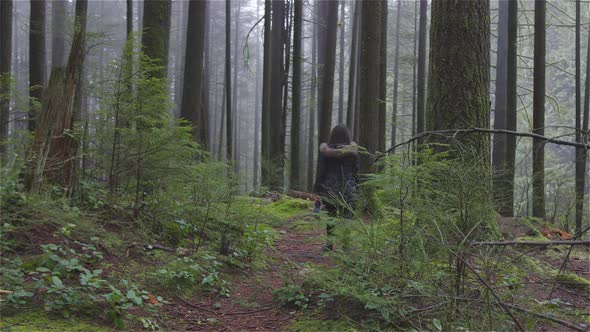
[0,0,589,331]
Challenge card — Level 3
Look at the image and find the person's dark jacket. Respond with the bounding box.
[313,144,360,197]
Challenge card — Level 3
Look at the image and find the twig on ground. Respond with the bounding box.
[175,294,219,314]
[549,225,590,298]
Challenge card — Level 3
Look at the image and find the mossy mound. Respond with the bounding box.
[0,310,109,332]
[263,197,313,220]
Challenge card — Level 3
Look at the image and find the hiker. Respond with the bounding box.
[313,124,360,251]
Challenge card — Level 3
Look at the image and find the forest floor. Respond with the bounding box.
[1,195,589,331]
[163,211,333,331]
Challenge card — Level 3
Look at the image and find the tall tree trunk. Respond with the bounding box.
[26,0,88,192]
[426,0,490,157]
[416,0,427,136]
[268,0,285,189]
[317,0,338,144]
[576,0,590,234]
[504,0,518,217]
[180,0,207,143]
[225,0,232,161]
[391,0,401,149]
[378,0,388,152]
[51,0,66,69]
[532,0,546,219]
[346,0,360,134]
[201,4,211,150]
[493,0,510,215]
[411,0,418,139]
[359,0,381,173]
[232,1,241,169]
[261,0,272,187]
[254,0,261,188]
[29,0,46,133]
[338,1,345,124]
[0,0,12,159]
[290,0,302,190]
[307,12,318,192]
[142,0,171,78]
[127,0,133,38]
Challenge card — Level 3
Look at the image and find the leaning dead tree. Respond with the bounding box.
[25,0,88,193]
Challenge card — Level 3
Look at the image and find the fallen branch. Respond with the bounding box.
[501,302,586,332]
[549,224,590,298]
[455,254,525,332]
[471,240,590,247]
[175,294,219,314]
[380,128,590,158]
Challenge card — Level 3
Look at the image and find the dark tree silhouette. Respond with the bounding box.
[532,0,546,219]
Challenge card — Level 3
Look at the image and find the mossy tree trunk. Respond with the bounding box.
[0,0,12,160]
[425,0,490,160]
[378,0,387,152]
[317,0,338,144]
[142,0,171,79]
[29,0,46,133]
[26,0,88,193]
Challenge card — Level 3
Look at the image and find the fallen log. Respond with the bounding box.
[470,240,590,247]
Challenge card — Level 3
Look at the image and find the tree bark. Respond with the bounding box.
[426,0,490,158]
[26,0,88,192]
[532,0,546,219]
[378,0,388,152]
[493,0,510,215]
[261,0,272,187]
[338,1,345,124]
[51,0,66,69]
[346,1,360,134]
[504,0,518,217]
[317,0,339,144]
[416,0,427,137]
[0,0,13,159]
[359,0,381,173]
[180,0,207,143]
[577,2,590,234]
[225,0,232,161]
[290,0,302,190]
[254,0,261,187]
[307,11,318,192]
[232,0,241,169]
[142,0,171,79]
[391,0,401,149]
[29,0,46,133]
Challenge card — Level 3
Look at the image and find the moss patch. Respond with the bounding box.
[0,310,109,332]
[289,318,355,332]
[263,198,313,220]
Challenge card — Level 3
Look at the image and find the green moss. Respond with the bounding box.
[554,273,590,290]
[515,235,550,242]
[263,198,313,220]
[0,310,109,332]
[289,318,355,332]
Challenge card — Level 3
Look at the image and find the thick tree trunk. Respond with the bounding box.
[29,0,46,133]
[268,0,285,189]
[232,1,241,168]
[51,0,66,69]
[532,0,546,219]
[416,0,427,136]
[180,0,207,143]
[504,0,518,217]
[493,0,510,215]
[127,0,133,38]
[317,0,339,144]
[26,0,88,192]
[225,0,232,161]
[142,0,171,79]
[378,0,388,152]
[0,0,13,159]
[290,0,302,190]
[359,0,381,173]
[391,0,401,149]
[426,0,490,158]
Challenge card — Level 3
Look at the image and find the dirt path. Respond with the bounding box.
[164,214,329,331]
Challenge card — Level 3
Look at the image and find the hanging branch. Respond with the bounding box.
[378,127,590,160]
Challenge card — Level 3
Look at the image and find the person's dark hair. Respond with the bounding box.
[328,124,352,145]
